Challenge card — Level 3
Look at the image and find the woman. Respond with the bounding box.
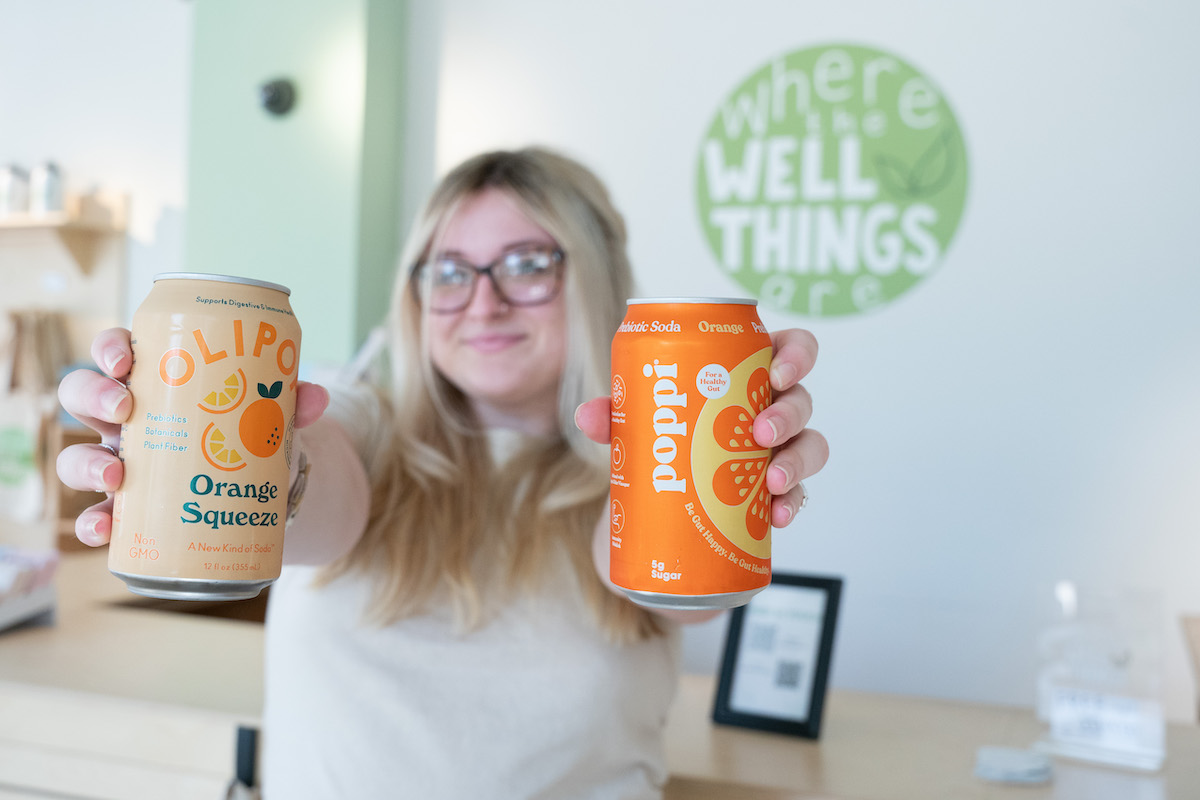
[57,147,828,798]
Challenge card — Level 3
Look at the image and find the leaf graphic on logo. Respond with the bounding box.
[874,128,958,199]
[875,154,916,196]
[910,129,956,195]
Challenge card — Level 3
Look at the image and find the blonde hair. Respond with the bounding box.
[322,148,663,641]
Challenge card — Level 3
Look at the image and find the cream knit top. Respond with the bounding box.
[260,391,681,798]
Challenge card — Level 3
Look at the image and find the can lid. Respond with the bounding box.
[627,297,757,306]
[154,272,291,296]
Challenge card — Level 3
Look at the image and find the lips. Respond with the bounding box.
[463,332,526,353]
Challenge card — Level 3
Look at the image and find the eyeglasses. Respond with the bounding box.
[412,245,565,313]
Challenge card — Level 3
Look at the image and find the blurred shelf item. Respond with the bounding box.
[0,187,126,394]
[0,581,55,629]
[0,546,58,632]
[0,396,103,555]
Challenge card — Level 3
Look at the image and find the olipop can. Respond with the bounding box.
[108,273,301,600]
[609,298,773,610]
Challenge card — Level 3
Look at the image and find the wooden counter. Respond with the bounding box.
[0,551,262,798]
[666,676,1200,799]
[2,552,1198,799]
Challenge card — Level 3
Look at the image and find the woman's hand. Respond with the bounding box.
[574,327,828,526]
[55,329,134,546]
[56,327,330,547]
[751,328,828,525]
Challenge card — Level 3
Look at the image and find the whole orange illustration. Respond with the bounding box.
[239,381,285,458]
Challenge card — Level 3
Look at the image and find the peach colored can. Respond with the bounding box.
[109,273,301,600]
[609,298,773,610]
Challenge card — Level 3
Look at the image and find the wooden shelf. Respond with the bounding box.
[0,192,127,273]
[0,192,126,233]
[0,213,119,234]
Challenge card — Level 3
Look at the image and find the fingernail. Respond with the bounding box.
[770,464,790,490]
[92,460,111,490]
[103,346,125,375]
[102,387,128,417]
[778,503,795,526]
[771,363,797,388]
[766,418,781,446]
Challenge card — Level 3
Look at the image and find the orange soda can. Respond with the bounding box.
[108,273,301,600]
[609,298,773,610]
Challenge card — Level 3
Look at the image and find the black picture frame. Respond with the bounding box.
[712,572,843,739]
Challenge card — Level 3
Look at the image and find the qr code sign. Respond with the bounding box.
[747,623,776,652]
[775,660,803,689]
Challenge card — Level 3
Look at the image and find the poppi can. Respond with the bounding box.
[609,298,773,610]
[108,273,301,600]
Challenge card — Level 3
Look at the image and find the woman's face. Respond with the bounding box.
[425,188,568,432]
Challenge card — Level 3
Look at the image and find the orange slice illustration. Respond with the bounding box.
[197,369,248,414]
[201,422,247,471]
[691,347,773,559]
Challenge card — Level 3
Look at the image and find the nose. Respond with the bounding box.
[462,270,510,316]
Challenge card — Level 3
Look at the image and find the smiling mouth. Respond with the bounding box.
[465,333,525,353]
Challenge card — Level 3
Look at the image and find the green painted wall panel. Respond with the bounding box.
[356,0,406,348]
[186,0,404,364]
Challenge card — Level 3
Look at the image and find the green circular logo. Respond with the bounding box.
[696,44,968,317]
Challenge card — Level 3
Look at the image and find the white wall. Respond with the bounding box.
[0,0,192,320]
[6,0,1199,722]
[427,0,1200,720]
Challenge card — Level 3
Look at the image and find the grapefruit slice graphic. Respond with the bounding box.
[691,347,773,559]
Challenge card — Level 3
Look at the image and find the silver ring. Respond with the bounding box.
[97,442,120,458]
[796,480,809,510]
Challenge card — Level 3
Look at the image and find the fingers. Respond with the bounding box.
[58,328,130,548]
[57,327,133,436]
[770,477,811,528]
[753,382,812,449]
[76,497,115,547]
[56,443,123,494]
[89,328,133,380]
[295,382,330,429]
[765,427,829,495]
[57,442,122,548]
[759,327,827,526]
[767,429,829,526]
[768,328,818,391]
[58,368,132,437]
[574,397,612,444]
